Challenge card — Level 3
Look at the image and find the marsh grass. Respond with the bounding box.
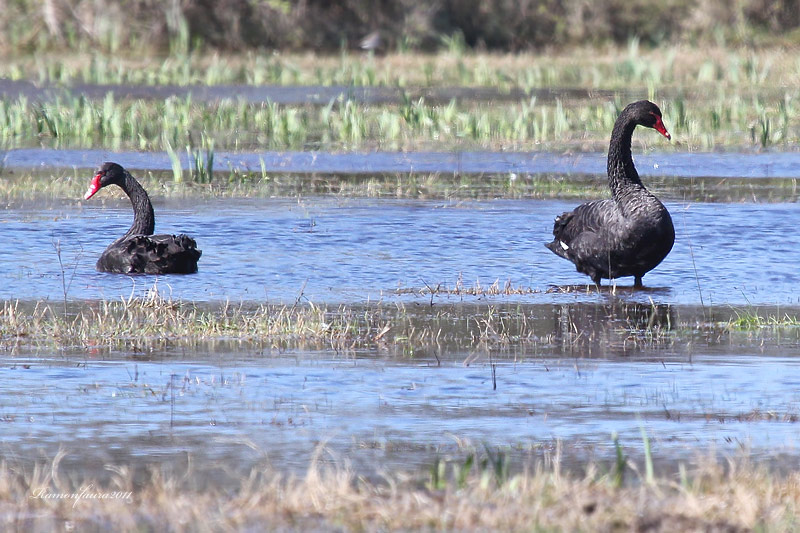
[727,308,800,330]
[395,277,538,296]
[5,46,800,92]
[1,169,613,202]
[2,450,798,531]
[1,279,796,357]
[0,288,392,353]
[1,87,799,152]
[3,169,800,204]
[1,288,546,355]
[0,290,743,359]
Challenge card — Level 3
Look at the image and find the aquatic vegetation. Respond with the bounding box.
[727,308,800,330]
[2,168,800,204]
[0,289,760,357]
[0,290,383,352]
[0,81,798,152]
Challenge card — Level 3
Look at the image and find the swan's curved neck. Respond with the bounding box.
[607,116,645,199]
[119,171,155,238]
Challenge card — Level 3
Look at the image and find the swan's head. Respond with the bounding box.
[626,100,671,140]
[85,162,125,200]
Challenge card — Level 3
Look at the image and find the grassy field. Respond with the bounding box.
[2,44,799,90]
[2,451,798,531]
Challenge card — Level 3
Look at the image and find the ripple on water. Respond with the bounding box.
[2,197,799,305]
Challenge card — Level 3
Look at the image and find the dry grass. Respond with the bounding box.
[0,289,675,359]
[0,451,797,531]
[5,283,798,358]
[0,170,612,205]
[4,44,800,89]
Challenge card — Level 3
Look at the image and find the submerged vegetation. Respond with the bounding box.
[2,288,800,356]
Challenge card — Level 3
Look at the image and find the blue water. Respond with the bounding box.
[2,347,800,477]
[6,147,800,178]
[2,197,798,306]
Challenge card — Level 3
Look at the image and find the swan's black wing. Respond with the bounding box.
[546,199,621,254]
[545,199,626,282]
[96,234,201,274]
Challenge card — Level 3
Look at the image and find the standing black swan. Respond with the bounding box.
[84,162,201,274]
[545,100,673,288]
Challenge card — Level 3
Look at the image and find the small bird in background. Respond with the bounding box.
[359,30,382,52]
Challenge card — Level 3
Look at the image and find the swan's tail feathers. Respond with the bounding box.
[544,240,570,259]
[545,211,575,259]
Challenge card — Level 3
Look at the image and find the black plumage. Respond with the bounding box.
[84,162,201,274]
[545,100,674,288]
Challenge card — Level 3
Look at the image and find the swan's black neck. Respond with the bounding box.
[119,171,155,238]
[607,112,645,200]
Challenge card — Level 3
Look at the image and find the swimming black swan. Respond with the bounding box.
[84,162,201,274]
[545,100,673,288]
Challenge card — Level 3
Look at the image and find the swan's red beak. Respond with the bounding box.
[653,116,671,140]
[84,173,102,200]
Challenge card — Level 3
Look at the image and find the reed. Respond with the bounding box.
[1,91,798,152]
[4,46,800,90]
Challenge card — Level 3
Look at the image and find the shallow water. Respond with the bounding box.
[7,147,800,179]
[2,197,799,306]
[3,326,800,480]
[4,170,800,481]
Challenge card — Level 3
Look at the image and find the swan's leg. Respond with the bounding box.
[634,276,643,288]
[591,273,602,287]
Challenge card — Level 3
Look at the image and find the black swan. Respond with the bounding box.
[545,100,674,288]
[84,162,201,274]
